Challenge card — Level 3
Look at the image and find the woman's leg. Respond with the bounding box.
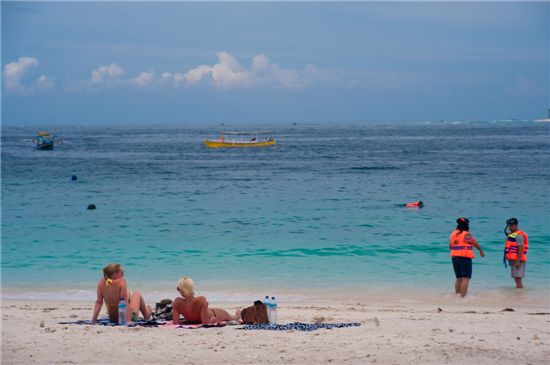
[129,290,152,320]
[210,307,237,323]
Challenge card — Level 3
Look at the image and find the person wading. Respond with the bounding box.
[503,218,529,289]
[449,217,485,298]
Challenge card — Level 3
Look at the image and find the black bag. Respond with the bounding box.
[154,299,173,320]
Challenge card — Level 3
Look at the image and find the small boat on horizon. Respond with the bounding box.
[33,131,55,150]
[204,131,276,148]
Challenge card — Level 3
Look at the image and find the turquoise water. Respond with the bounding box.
[1,122,549,301]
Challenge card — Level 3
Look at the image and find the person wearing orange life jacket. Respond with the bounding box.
[449,217,485,298]
[405,200,424,208]
[503,218,528,289]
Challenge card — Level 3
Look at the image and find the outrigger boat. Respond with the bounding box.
[204,131,276,148]
[33,131,55,150]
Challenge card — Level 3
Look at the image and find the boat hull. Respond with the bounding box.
[203,140,276,148]
[37,143,54,150]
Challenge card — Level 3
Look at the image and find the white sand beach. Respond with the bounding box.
[2,295,549,365]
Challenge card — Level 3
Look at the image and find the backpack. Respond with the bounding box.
[154,299,173,321]
[240,300,269,324]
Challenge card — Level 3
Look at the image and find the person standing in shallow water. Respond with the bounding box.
[504,218,528,289]
[449,218,485,297]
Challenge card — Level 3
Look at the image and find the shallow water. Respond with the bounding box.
[2,121,549,301]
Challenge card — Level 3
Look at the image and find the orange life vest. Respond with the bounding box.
[449,230,475,258]
[504,230,528,262]
[406,201,421,208]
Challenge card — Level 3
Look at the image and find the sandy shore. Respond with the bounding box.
[2,296,549,365]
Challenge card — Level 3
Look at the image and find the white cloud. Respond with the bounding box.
[183,52,315,90]
[2,57,55,95]
[70,53,320,91]
[36,75,55,90]
[183,53,250,89]
[160,72,186,86]
[131,71,156,87]
[90,63,125,85]
[184,65,214,86]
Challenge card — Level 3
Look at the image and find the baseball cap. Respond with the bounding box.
[456,217,470,225]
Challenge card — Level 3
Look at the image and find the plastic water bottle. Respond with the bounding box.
[270,296,278,324]
[118,298,126,325]
[263,296,271,322]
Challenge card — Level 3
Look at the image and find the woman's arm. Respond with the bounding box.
[118,279,131,322]
[91,280,104,323]
[172,297,183,325]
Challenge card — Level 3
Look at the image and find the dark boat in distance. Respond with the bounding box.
[34,131,55,150]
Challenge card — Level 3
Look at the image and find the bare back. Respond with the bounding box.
[97,278,125,322]
[175,296,208,323]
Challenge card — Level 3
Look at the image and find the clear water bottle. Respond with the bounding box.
[118,298,126,325]
[263,296,271,322]
[270,296,278,324]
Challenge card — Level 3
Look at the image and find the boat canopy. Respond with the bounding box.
[37,131,52,136]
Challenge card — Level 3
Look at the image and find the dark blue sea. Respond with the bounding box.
[2,121,549,302]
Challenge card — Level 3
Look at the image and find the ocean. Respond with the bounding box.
[2,122,549,302]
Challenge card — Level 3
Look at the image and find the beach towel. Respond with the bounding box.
[59,318,238,329]
[237,322,361,332]
[58,318,161,327]
[158,321,236,329]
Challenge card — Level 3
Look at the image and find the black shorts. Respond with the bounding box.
[452,257,472,279]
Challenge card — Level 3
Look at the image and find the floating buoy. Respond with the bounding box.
[71,175,78,181]
[87,204,96,210]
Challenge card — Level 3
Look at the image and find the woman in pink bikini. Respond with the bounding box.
[172,277,236,325]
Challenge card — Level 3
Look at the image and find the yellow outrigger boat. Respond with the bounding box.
[204,131,276,148]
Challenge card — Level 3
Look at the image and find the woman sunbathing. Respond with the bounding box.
[91,263,152,323]
[172,277,236,325]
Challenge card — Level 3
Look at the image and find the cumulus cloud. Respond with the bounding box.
[90,63,125,85]
[131,71,156,87]
[182,52,314,90]
[70,53,321,91]
[159,72,186,86]
[36,75,55,90]
[3,57,54,95]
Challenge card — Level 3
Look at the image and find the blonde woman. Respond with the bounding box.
[172,277,236,325]
[91,263,152,323]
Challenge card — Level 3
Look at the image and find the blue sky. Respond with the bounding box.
[2,1,548,125]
